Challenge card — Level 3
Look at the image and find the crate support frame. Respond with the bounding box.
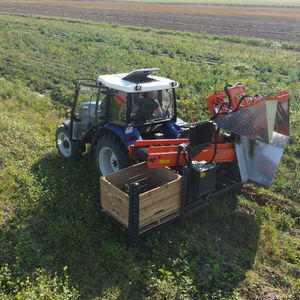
[128,182,140,246]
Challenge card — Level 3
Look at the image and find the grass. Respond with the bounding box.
[0,13,299,299]
[113,0,300,7]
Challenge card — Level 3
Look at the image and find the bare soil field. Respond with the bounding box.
[0,1,299,42]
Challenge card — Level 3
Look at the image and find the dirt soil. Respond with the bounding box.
[0,1,299,43]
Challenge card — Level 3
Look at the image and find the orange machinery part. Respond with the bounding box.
[128,139,236,168]
[206,86,291,118]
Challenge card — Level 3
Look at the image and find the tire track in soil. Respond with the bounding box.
[0,2,299,43]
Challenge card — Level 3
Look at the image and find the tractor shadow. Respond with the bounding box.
[0,153,260,299]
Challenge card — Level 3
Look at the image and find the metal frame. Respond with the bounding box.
[128,183,140,246]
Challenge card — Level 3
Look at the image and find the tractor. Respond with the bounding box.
[55,68,291,244]
[56,68,290,189]
[55,68,185,176]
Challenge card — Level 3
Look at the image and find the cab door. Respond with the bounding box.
[71,83,108,140]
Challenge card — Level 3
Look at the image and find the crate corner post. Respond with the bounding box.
[128,182,140,247]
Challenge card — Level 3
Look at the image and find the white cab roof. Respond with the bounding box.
[97,68,179,93]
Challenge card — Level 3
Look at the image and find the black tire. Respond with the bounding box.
[95,133,131,176]
[55,125,85,160]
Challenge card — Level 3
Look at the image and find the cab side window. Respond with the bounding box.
[97,89,108,121]
[109,90,128,125]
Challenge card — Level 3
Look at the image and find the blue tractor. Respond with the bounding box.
[55,68,185,175]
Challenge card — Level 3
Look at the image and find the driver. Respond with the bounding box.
[134,91,163,122]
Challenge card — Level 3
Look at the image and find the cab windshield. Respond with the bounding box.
[130,89,175,124]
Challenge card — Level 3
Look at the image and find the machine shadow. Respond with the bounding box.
[0,153,260,298]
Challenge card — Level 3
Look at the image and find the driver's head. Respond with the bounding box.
[143,91,154,98]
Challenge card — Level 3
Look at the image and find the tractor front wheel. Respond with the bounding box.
[95,134,130,176]
[55,125,84,160]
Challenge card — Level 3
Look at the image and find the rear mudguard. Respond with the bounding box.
[94,123,141,150]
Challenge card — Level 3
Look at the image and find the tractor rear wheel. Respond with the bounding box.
[55,125,84,160]
[95,133,130,176]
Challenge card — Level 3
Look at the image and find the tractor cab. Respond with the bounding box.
[56,68,182,175]
[98,68,179,138]
[70,68,179,142]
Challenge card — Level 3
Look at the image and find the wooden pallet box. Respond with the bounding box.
[100,162,182,234]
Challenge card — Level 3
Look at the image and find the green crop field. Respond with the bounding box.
[0,13,299,299]
[5,0,300,5]
[114,0,300,7]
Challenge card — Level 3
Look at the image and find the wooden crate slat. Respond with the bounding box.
[100,177,129,198]
[139,179,181,207]
[140,178,181,199]
[101,193,129,213]
[140,191,180,215]
[147,167,180,182]
[127,173,148,181]
[104,162,147,186]
[101,196,129,222]
[101,189,129,226]
[139,212,179,234]
[140,208,179,228]
[101,183,129,203]
[139,198,180,225]
[140,202,179,219]
[100,182,129,208]
[103,207,128,227]
[140,196,180,217]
